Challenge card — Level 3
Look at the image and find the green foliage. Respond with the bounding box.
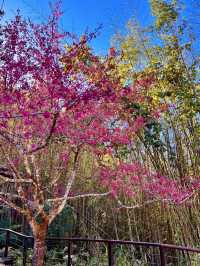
[144,121,163,148]
[107,1,200,257]
[150,0,178,31]
[48,206,75,237]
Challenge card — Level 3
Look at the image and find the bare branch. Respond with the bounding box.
[28,112,59,154]
[0,146,34,219]
[0,166,33,183]
[48,170,76,224]
[47,191,111,202]
[0,176,33,183]
[0,196,25,214]
[0,192,23,200]
[115,193,198,209]
[116,198,168,210]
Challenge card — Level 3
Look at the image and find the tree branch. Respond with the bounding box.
[0,166,14,178]
[116,198,168,210]
[0,176,33,183]
[28,112,59,154]
[0,195,25,214]
[47,191,111,202]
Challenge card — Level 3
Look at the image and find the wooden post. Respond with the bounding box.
[160,245,166,266]
[22,238,27,266]
[67,241,71,266]
[108,242,114,266]
[4,230,10,257]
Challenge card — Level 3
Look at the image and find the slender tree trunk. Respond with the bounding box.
[32,223,48,266]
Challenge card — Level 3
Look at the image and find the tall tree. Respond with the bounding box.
[111,0,200,246]
[0,4,148,265]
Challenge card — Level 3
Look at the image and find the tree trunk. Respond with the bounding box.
[32,224,48,266]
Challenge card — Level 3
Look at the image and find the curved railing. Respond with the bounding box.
[0,228,200,265]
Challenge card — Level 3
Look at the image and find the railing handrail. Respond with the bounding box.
[46,237,200,253]
[0,228,33,239]
[0,227,200,253]
[0,227,200,266]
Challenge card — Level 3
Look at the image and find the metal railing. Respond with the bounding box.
[0,228,200,265]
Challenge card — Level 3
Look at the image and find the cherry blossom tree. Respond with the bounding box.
[0,5,132,265]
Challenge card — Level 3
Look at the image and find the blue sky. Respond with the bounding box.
[2,0,153,54]
[2,0,196,54]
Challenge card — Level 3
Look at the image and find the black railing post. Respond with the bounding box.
[159,245,166,266]
[22,238,27,266]
[108,242,114,266]
[67,241,71,266]
[4,230,10,257]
